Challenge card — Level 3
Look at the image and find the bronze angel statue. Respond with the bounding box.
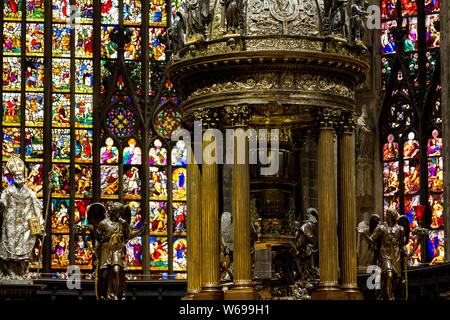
[76,202,146,300]
[365,209,410,300]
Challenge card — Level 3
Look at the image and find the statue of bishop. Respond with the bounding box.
[0,155,44,280]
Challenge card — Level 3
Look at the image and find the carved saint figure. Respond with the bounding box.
[0,156,44,280]
[222,0,241,32]
[351,0,368,43]
[187,0,209,38]
[170,12,186,58]
[327,0,349,37]
[79,202,146,300]
[367,209,409,300]
[291,208,319,295]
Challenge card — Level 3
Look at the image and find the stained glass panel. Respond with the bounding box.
[25,93,44,126]
[2,127,20,160]
[150,237,168,270]
[52,24,71,57]
[101,137,119,164]
[149,167,167,200]
[429,229,444,265]
[173,237,187,271]
[123,165,141,199]
[126,237,143,269]
[149,28,166,61]
[427,129,442,157]
[172,140,187,166]
[150,0,167,26]
[100,165,119,198]
[52,0,71,22]
[123,0,142,25]
[2,92,21,126]
[149,139,167,165]
[123,138,142,164]
[51,199,70,233]
[172,167,186,200]
[26,162,43,196]
[150,201,167,234]
[3,57,21,90]
[403,132,419,159]
[402,0,417,15]
[52,164,70,197]
[25,127,44,160]
[75,94,93,127]
[74,0,94,23]
[128,201,142,230]
[52,94,70,126]
[3,22,21,55]
[26,23,44,55]
[426,14,440,48]
[101,26,118,59]
[25,58,44,91]
[429,194,443,229]
[173,202,186,234]
[75,25,93,58]
[101,0,119,24]
[52,59,71,91]
[172,0,186,14]
[52,128,71,162]
[404,160,420,195]
[75,59,93,93]
[425,0,439,13]
[51,234,70,269]
[383,161,399,196]
[4,0,22,20]
[74,164,93,197]
[381,20,397,55]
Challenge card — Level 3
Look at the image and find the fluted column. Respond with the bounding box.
[312,109,346,300]
[184,142,202,299]
[195,111,224,300]
[223,106,258,300]
[338,112,363,299]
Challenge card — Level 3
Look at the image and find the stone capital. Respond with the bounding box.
[224,105,251,128]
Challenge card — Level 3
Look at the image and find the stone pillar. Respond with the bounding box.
[223,106,258,300]
[312,109,345,300]
[184,142,202,299]
[338,112,363,300]
[195,111,224,300]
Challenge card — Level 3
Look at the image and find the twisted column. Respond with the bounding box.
[312,108,346,300]
[338,112,363,299]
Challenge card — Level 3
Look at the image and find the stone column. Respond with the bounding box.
[337,112,363,300]
[312,109,346,300]
[223,106,259,300]
[195,111,224,300]
[184,142,202,299]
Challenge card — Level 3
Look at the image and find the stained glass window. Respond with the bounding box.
[1,0,186,281]
[380,0,443,266]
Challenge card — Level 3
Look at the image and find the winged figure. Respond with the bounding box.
[76,202,146,300]
[366,209,409,300]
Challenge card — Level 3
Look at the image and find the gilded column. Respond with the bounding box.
[195,110,224,300]
[223,106,259,300]
[312,109,346,300]
[338,112,363,299]
[184,140,202,299]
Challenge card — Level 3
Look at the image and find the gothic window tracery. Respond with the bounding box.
[380,0,443,266]
[0,0,187,280]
